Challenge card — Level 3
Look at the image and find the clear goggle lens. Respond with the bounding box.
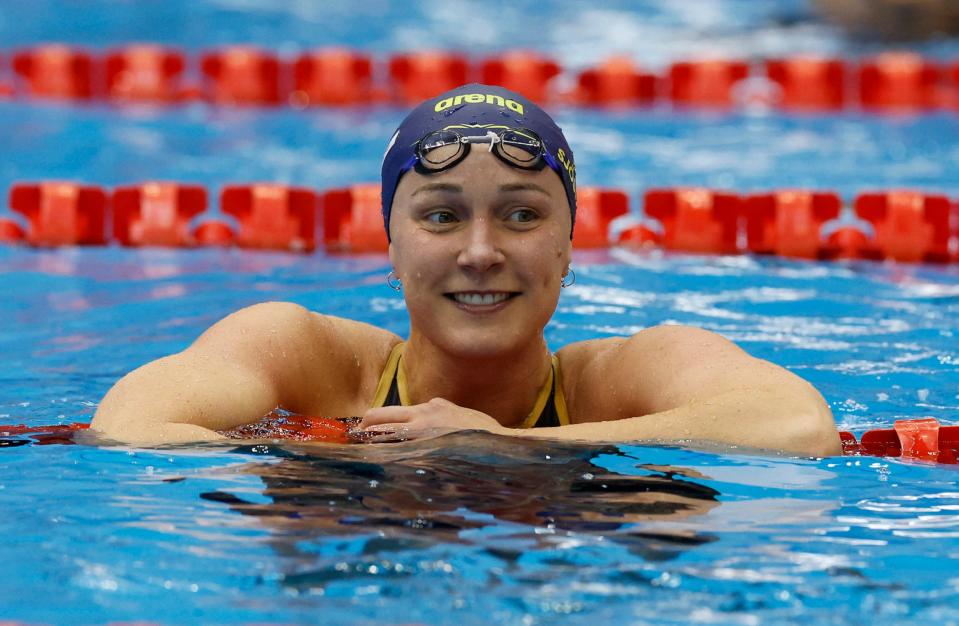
[416,129,545,173]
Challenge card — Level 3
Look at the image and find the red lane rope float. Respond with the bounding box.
[669,59,750,107]
[571,188,630,248]
[641,188,741,254]
[321,183,389,252]
[219,414,353,443]
[104,44,188,104]
[840,418,959,464]
[573,56,657,108]
[292,48,374,107]
[765,57,846,110]
[479,50,561,104]
[859,52,943,111]
[387,51,470,105]
[10,182,108,246]
[0,422,89,446]
[221,184,317,251]
[743,190,842,259]
[854,190,952,263]
[12,44,94,101]
[200,46,282,106]
[113,182,207,247]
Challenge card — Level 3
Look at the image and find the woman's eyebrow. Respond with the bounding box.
[498,182,552,196]
[411,182,463,197]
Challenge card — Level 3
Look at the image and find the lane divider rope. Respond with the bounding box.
[1,45,958,112]
[2,181,958,263]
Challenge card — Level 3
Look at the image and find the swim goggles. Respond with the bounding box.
[405,127,563,177]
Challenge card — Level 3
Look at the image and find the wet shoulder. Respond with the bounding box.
[306,311,403,414]
[555,336,628,422]
[208,302,401,415]
[556,325,716,422]
[557,325,725,377]
[212,301,397,353]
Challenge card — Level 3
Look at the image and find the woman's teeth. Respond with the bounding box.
[453,292,511,305]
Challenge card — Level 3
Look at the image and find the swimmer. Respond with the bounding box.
[91,83,840,456]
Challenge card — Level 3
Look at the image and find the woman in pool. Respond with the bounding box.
[92,83,840,456]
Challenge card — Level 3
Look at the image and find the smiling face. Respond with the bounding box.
[388,146,573,359]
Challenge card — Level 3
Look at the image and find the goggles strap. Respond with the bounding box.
[459,130,502,152]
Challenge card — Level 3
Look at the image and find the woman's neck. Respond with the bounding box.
[401,333,553,428]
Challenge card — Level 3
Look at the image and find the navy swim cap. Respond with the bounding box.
[381,83,576,239]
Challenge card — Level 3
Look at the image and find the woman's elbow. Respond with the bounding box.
[778,390,841,457]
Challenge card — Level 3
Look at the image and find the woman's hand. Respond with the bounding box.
[352,398,508,442]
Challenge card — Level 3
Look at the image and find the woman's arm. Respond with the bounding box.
[91,302,381,444]
[358,326,841,457]
[362,388,839,456]
[510,387,839,456]
[92,351,274,444]
[531,326,840,456]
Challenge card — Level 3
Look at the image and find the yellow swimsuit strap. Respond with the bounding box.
[370,343,569,428]
[517,354,570,429]
[551,354,571,427]
[370,342,407,409]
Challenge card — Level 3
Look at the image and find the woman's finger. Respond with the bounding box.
[360,405,415,427]
[360,425,411,443]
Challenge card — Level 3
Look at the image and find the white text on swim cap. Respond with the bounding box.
[434,93,525,115]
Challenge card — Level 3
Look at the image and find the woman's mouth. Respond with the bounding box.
[446,292,518,306]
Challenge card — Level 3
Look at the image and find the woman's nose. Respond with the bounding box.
[457,219,506,272]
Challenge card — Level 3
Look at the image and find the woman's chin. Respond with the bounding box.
[430,330,536,361]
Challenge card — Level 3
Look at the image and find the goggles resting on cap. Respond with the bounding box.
[401,127,562,178]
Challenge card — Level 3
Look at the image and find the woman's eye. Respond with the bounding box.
[425,210,457,224]
[508,208,538,223]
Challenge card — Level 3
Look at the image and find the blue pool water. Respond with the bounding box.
[2,1,959,624]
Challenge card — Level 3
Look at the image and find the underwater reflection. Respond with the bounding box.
[199,432,721,565]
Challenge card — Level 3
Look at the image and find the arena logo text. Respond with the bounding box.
[434,93,525,114]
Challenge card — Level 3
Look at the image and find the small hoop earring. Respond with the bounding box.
[561,268,576,288]
[387,270,402,291]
